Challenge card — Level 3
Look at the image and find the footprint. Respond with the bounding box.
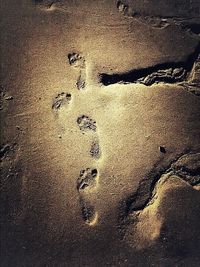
[0,143,17,161]
[52,92,71,110]
[79,197,98,226]
[77,168,98,191]
[76,115,101,160]
[77,169,98,225]
[0,85,14,111]
[77,115,97,132]
[116,0,129,13]
[68,53,85,69]
[68,52,86,90]
[76,72,86,90]
[90,139,101,159]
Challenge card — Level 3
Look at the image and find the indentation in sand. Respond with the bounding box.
[77,115,97,132]
[90,139,101,159]
[68,52,87,90]
[52,92,72,110]
[77,168,98,191]
[79,197,98,226]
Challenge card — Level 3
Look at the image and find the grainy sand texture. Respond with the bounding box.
[1,0,200,266]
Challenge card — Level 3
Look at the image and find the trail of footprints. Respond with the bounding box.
[52,52,100,226]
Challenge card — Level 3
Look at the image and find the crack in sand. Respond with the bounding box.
[120,152,200,222]
[99,43,200,95]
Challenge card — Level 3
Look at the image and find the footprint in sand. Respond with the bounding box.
[76,115,101,159]
[52,92,72,110]
[77,115,97,132]
[79,197,98,226]
[77,168,99,225]
[77,168,98,191]
[68,53,86,90]
[90,140,101,159]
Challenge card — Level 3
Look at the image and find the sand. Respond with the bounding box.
[1,0,200,266]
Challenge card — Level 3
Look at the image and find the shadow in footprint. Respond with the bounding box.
[52,92,71,110]
[90,140,101,159]
[77,168,98,191]
[79,197,97,225]
[68,52,86,90]
[77,115,97,133]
